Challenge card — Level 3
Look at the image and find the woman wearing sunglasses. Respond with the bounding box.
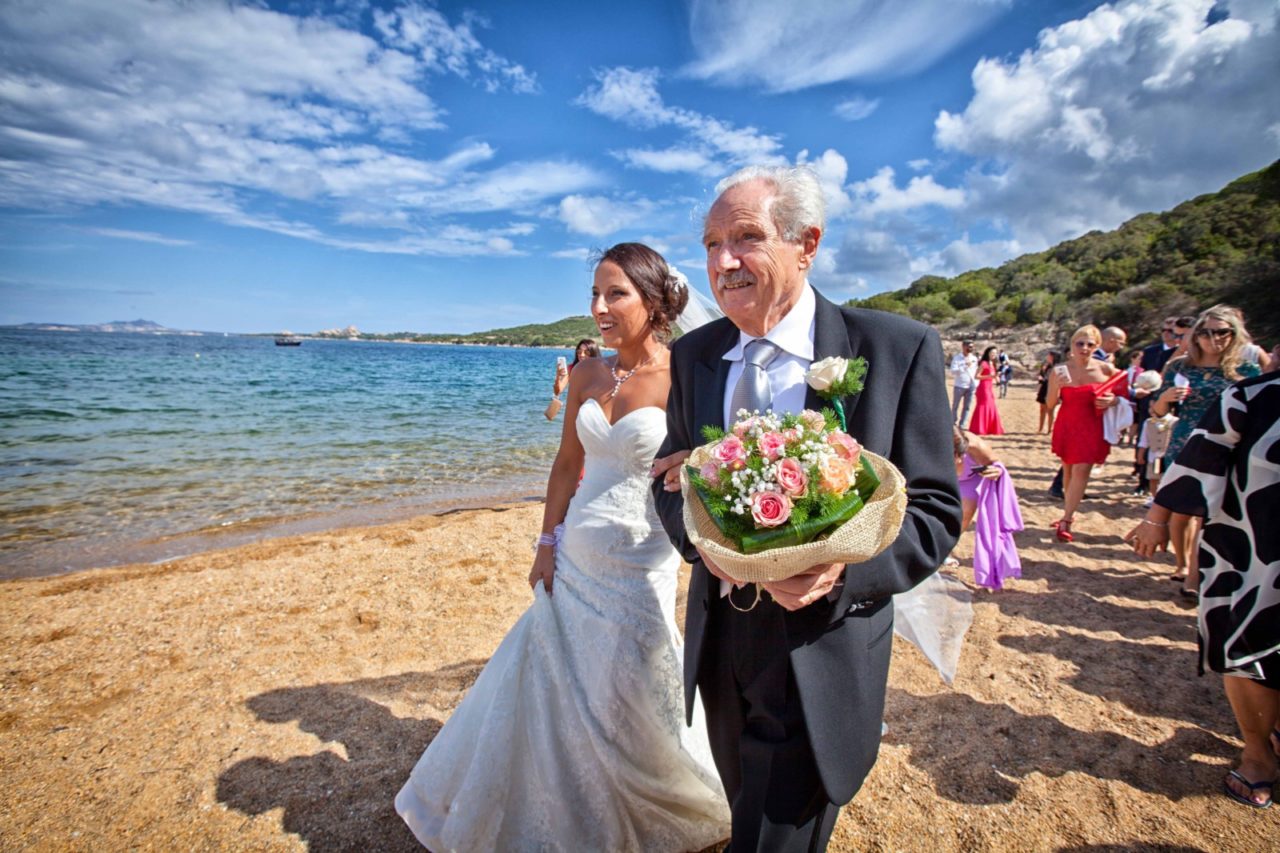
[1149,305,1261,596]
[1045,324,1129,542]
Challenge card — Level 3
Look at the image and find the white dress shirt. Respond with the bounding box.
[721,282,817,429]
[718,282,817,595]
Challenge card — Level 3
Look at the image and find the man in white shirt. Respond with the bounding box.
[949,340,977,425]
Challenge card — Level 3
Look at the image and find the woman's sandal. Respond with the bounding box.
[1052,519,1074,542]
[1222,770,1274,809]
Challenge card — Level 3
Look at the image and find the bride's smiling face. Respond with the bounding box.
[591,261,651,348]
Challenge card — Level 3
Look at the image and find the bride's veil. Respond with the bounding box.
[667,266,972,686]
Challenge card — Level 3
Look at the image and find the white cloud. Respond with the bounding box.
[552,247,593,260]
[798,149,854,219]
[614,148,718,175]
[558,195,654,237]
[935,0,1280,247]
[0,0,568,256]
[851,167,965,217]
[83,227,194,246]
[833,96,881,122]
[577,67,785,174]
[684,0,1011,92]
[372,4,538,94]
[907,159,932,171]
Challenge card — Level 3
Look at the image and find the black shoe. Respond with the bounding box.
[1048,487,1064,499]
[1130,487,1146,497]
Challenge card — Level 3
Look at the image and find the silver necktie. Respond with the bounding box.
[730,339,781,417]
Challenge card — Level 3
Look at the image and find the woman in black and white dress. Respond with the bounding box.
[1128,355,1280,809]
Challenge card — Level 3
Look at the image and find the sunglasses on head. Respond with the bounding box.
[1196,328,1233,340]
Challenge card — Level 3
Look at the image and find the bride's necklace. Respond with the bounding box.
[606,350,659,400]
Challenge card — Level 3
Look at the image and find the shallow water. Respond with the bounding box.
[0,330,571,576]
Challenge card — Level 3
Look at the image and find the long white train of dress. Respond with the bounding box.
[396,399,730,852]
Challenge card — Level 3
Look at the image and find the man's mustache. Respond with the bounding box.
[716,271,757,288]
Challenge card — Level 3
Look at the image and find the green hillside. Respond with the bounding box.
[363,315,600,348]
[847,160,1280,344]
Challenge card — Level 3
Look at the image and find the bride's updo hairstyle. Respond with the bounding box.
[594,242,689,341]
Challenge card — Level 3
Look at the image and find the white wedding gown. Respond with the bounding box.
[395,399,731,852]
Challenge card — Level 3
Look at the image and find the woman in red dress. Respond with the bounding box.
[968,346,1004,435]
[1045,325,1128,541]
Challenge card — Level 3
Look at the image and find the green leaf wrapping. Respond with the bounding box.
[689,455,882,555]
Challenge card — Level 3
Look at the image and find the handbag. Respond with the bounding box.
[543,396,563,420]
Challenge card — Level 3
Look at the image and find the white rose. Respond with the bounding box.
[805,357,848,392]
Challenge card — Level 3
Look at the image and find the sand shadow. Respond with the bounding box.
[885,687,1236,805]
[217,660,485,852]
[997,632,1227,728]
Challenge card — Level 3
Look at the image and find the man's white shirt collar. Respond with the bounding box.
[722,282,816,363]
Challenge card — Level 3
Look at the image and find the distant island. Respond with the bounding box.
[4,319,206,335]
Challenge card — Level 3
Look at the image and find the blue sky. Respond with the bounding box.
[1,0,1277,334]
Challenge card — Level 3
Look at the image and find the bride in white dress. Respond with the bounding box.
[396,244,731,851]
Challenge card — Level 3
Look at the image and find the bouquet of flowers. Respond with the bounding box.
[680,356,907,583]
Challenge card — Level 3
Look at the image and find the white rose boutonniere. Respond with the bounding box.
[804,355,867,430]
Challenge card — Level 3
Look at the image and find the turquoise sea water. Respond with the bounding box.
[0,330,572,577]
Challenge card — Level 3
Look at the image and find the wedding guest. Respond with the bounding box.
[1036,351,1060,434]
[652,165,960,851]
[1148,306,1261,597]
[1134,316,1192,496]
[396,244,731,850]
[997,351,1012,398]
[1094,325,1128,363]
[949,340,978,426]
[968,346,1004,435]
[1126,369,1279,809]
[553,337,600,396]
[1122,351,1144,446]
[1045,325,1127,542]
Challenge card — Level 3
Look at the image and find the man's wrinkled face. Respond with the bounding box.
[703,180,817,338]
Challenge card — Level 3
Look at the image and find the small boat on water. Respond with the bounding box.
[274,335,302,346]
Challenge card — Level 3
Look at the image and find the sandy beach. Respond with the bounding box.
[2,383,1276,851]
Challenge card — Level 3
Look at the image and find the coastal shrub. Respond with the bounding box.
[907,293,956,323]
[905,275,950,298]
[848,293,910,315]
[948,278,996,309]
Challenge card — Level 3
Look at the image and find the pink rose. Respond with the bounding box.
[758,431,787,461]
[712,435,747,469]
[826,431,862,464]
[818,456,854,496]
[699,461,721,483]
[732,416,758,437]
[750,491,792,528]
[800,409,826,433]
[782,427,802,445]
[775,457,808,497]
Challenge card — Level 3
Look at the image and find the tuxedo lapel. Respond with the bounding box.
[692,322,737,432]
[805,290,862,423]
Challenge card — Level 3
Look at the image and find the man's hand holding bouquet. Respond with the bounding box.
[679,356,907,606]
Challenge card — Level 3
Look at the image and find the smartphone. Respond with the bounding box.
[556,356,567,371]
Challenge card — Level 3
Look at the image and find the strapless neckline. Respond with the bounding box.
[583,397,664,429]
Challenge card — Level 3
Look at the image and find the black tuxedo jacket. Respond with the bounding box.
[1141,341,1175,373]
[652,289,962,804]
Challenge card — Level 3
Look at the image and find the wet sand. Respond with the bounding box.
[1,384,1275,850]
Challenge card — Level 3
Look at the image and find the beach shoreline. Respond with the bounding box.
[2,385,1275,850]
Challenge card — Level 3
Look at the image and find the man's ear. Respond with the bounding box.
[798,226,821,270]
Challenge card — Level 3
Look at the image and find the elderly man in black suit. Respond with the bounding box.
[650,165,961,851]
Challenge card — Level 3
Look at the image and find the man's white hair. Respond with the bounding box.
[713,165,825,242]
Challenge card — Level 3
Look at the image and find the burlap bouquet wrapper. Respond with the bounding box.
[680,445,907,583]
